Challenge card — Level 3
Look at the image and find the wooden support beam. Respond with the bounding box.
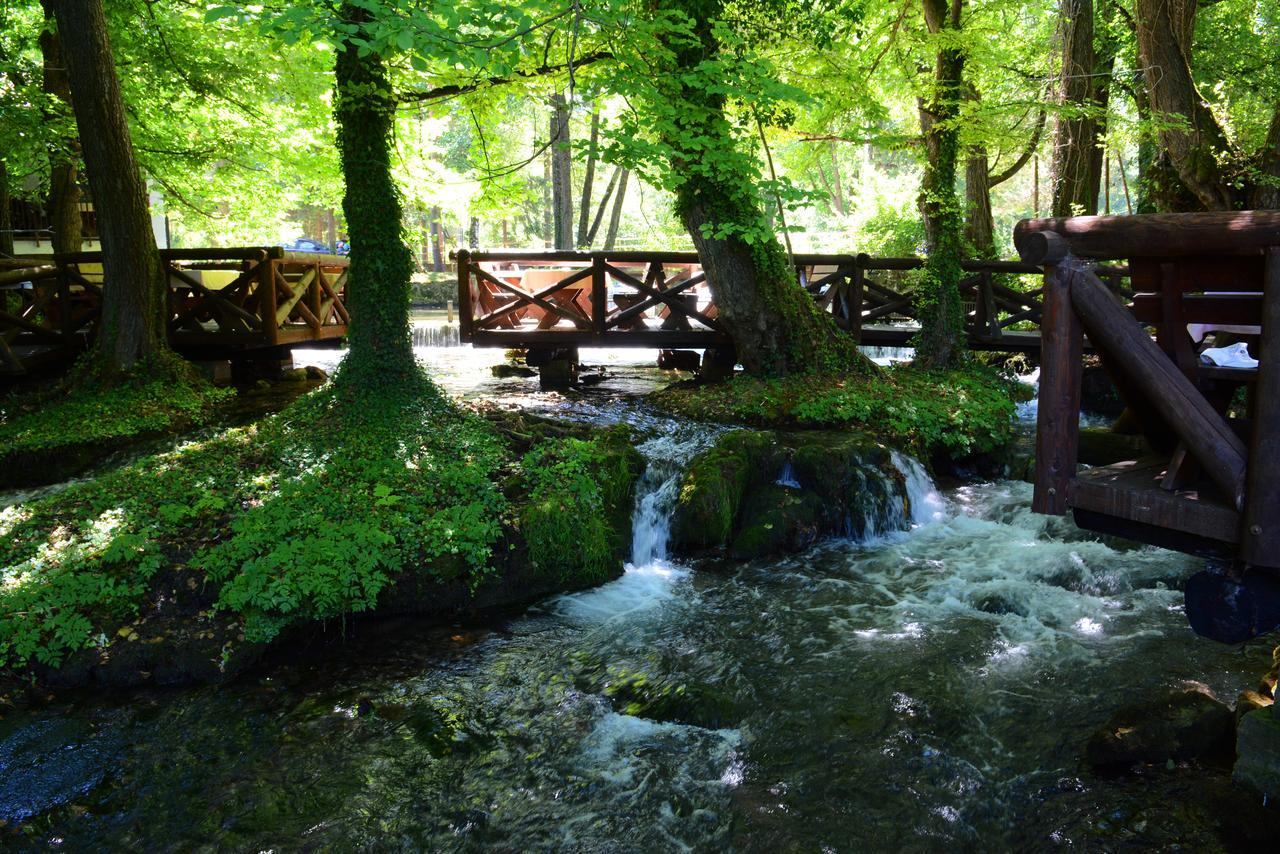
[1016,211,1280,261]
[1033,263,1083,514]
[1242,246,1280,568]
[1068,264,1248,509]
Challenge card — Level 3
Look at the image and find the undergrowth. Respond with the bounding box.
[0,374,510,668]
[651,365,1020,458]
[0,357,231,457]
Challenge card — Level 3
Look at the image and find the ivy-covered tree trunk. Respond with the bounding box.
[39,1,81,255]
[915,0,967,369]
[331,3,417,392]
[652,0,860,377]
[51,0,168,374]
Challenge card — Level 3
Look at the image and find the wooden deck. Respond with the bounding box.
[1019,210,1280,641]
[0,248,348,375]
[455,249,1130,354]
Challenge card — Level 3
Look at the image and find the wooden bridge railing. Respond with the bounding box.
[455,249,1127,351]
[0,247,348,374]
[1015,211,1280,586]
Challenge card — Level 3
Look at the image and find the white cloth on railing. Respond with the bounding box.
[1200,342,1259,369]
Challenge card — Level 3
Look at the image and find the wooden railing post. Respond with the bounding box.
[591,253,607,340]
[850,262,864,342]
[310,261,323,334]
[1243,246,1280,568]
[260,254,279,346]
[455,249,473,340]
[1032,262,1083,515]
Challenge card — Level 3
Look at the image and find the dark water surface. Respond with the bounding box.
[1,347,1274,851]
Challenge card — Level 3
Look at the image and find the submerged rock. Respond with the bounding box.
[670,429,908,559]
[1085,686,1236,772]
[1234,704,1280,799]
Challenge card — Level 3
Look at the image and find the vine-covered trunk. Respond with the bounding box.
[549,93,573,250]
[332,3,417,389]
[915,0,967,369]
[653,0,861,376]
[40,1,81,255]
[51,0,168,374]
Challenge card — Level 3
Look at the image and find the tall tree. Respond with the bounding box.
[50,0,169,374]
[549,92,573,249]
[39,0,81,254]
[1133,0,1280,209]
[1049,0,1115,217]
[331,0,416,390]
[915,0,967,368]
[606,0,861,375]
[604,167,629,251]
[576,110,600,247]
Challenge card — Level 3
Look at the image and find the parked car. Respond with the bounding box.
[283,238,332,254]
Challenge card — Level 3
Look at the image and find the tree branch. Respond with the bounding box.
[395,50,612,104]
[988,108,1046,187]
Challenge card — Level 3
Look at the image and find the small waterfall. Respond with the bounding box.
[630,429,717,565]
[411,324,460,348]
[889,450,946,526]
[775,461,801,489]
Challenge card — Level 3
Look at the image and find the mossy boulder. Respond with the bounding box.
[671,430,784,552]
[1234,703,1280,799]
[671,428,910,559]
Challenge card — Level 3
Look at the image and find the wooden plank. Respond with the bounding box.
[591,255,607,338]
[1068,458,1240,544]
[476,267,590,328]
[1242,246,1280,568]
[1015,211,1280,262]
[274,267,317,326]
[1068,264,1248,509]
[1033,264,1083,514]
[474,266,592,328]
[604,266,720,330]
[167,264,262,331]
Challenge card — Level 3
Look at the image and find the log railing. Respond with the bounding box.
[0,247,348,374]
[1015,211,1280,575]
[454,249,1121,350]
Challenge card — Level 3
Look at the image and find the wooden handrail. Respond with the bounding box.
[1015,211,1280,262]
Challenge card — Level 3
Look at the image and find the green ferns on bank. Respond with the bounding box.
[0,378,510,666]
[0,364,231,458]
[652,366,1019,458]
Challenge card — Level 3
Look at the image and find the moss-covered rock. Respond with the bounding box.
[671,430,783,552]
[1234,704,1280,799]
[671,428,910,559]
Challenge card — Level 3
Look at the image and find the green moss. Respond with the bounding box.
[653,365,1018,460]
[0,373,511,668]
[0,361,231,464]
[671,430,781,551]
[518,428,645,585]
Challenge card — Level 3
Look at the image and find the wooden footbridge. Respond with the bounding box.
[0,247,348,375]
[454,249,1131,355]
[1021,211,1280,642]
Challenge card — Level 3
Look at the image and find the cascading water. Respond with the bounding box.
[3,348,1276,850]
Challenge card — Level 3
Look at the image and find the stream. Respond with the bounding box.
[0,343,1275,850]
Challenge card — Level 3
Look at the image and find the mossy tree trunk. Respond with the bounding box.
[915,0,967,369]
[332,3,417,392]
[653,0,861,377]
[51,0,169,375]
[39,0,82,255]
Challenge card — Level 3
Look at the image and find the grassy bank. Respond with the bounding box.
[651,365,1022,459]
[0,378,641,684]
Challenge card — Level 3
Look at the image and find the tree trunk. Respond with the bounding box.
[0,161,12,260]
[964,149,995,257]
[1134,0,1240,210]
[40,1,82,254]
[332,1,416,387]
[586,166,621,246]
[604,168,628,251]
[1051,0,1100,216]
[915,0,967,369]
[429,206,443,272]
[51,0,168,374]
[576,110,599,247]
[650,0,860,376]
[541,147,552,247]
[549,93,573,250]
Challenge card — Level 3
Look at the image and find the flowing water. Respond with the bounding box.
[1,346,1275,850]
